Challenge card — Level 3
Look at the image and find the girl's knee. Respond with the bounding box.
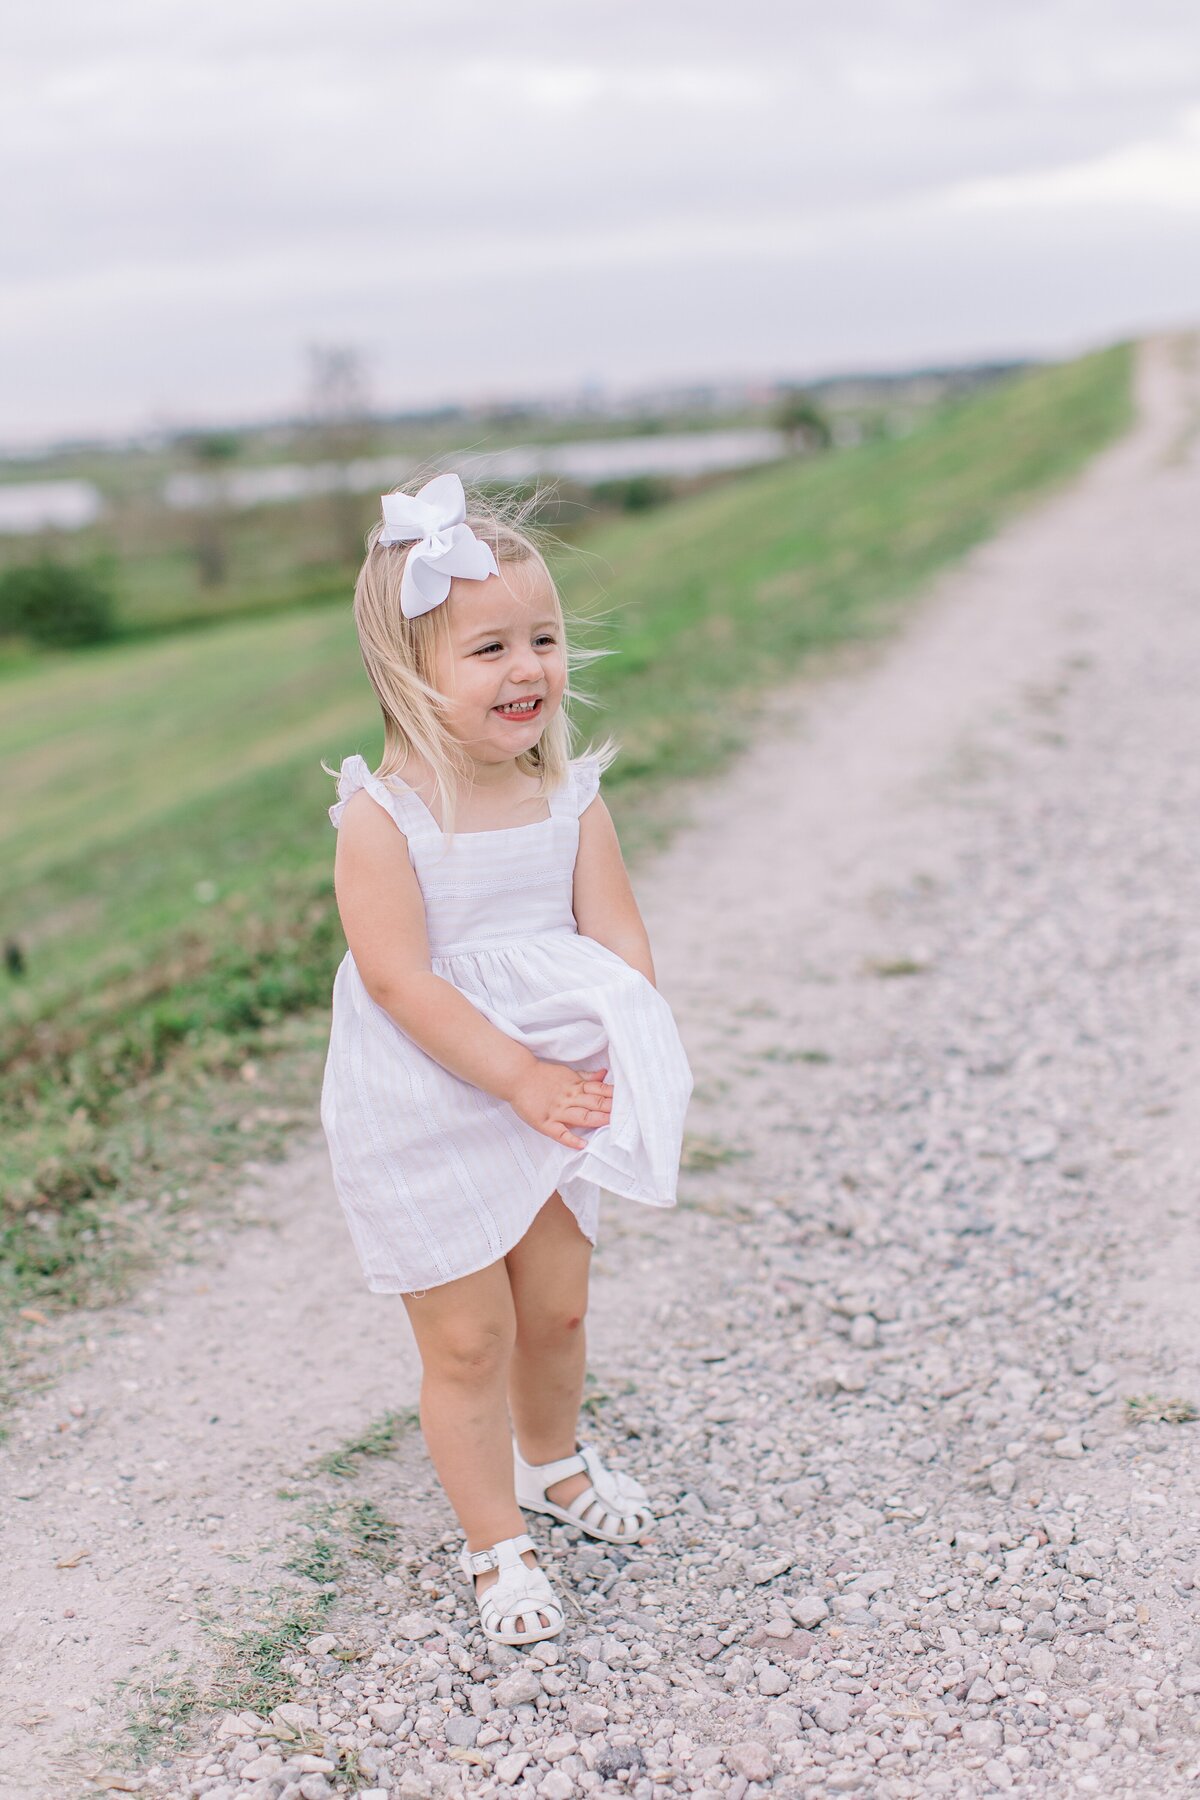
[516,1297,588,1346]
[423,1315,515,1384]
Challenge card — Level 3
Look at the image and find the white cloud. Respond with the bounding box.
[458,60,770,110]
[946,106,1200,212]
[2,0,1200,439]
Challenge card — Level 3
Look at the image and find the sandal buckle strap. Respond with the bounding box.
[460,1531,536,1579]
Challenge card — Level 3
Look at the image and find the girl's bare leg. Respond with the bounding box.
[505,1191,594,1511]
[402,1260,548,1624]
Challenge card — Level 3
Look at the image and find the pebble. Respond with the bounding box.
[443,1714,479,1748]
[961,1720,1003,1750]
[726,1742,773,1782]
[568,1701,608,1734]
[394,1612,441,1640]
[370,1702,406,1732]
[790,1595,830,1628]
[492,1669,542,1708]
[815,1696,853,1734]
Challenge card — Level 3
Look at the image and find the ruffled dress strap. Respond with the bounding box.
[327,754,439,842]
[568,752,605,819]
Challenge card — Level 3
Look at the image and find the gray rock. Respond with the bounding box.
[371,1701,406,1733]
[444,1713,479,1748]
[493,1669,542,1708]
[789,1594,829,1628]
[726,1741,773,1782]
[764,1702,802,1739]
[394,1611,441,1640]
[815,1696,852,1734]
[395,1779,433,1800]
[1018,1129,1058,1163]
[240,1754,283,1780]
[594,1744,645,1779]
[989,1459,1017,1497]
[568,1700,607,1734]
[494,1751,530,1784]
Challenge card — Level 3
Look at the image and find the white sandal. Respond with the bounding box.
[459,1532,565,1646]
[514,1440,654,1545]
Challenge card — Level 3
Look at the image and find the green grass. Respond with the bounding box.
[1125,1393,1198,1426]
[221,1597,337,1714]
[284,1531,344,1584]
[0,343,1134,1324]
[111,1593,333,1772]
[313,1409,417,1479]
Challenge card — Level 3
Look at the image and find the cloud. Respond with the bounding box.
[946,105,1200,212]
[2,0,1199,439]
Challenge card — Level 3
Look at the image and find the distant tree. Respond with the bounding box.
[593,475,672,513]
[306,344,376,563]
[0,558,116,647]
[774,387,833,454]
[185,430,241,587]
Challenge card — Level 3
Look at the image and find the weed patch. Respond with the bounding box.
[1125,1393,1198,1426]
[313,1409,417,1480]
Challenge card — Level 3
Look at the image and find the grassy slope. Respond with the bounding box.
[0,344,1133,1315]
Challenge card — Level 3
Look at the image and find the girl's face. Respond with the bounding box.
[433,557,567,765]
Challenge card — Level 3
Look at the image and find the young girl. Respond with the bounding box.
[320,472,693,1647]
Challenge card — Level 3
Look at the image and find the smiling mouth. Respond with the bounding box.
[493,697,544,719]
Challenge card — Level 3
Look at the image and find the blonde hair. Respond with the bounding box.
[330,477,616,842]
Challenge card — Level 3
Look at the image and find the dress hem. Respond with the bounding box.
[353,1183,678,1296]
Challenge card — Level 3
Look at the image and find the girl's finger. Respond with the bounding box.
[549,1120,586,1150]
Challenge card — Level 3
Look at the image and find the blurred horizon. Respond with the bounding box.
[4,1,1199,449]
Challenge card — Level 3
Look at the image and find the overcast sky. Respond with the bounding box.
[4,1,1200,446]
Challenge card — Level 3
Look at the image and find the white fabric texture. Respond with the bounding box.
[319,751,694,1293]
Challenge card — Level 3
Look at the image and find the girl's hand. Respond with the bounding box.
[507,1061,613,1151]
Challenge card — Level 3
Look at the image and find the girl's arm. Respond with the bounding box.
[334,790,538,1100]
[572,797,657,986]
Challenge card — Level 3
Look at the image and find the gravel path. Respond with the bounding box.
[3,334,1199,1800]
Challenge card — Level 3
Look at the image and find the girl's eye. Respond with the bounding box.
[474,637,557,656]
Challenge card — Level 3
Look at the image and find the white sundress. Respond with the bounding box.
[319,751,694,1294]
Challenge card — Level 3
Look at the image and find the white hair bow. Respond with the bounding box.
[378,472,500,618]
